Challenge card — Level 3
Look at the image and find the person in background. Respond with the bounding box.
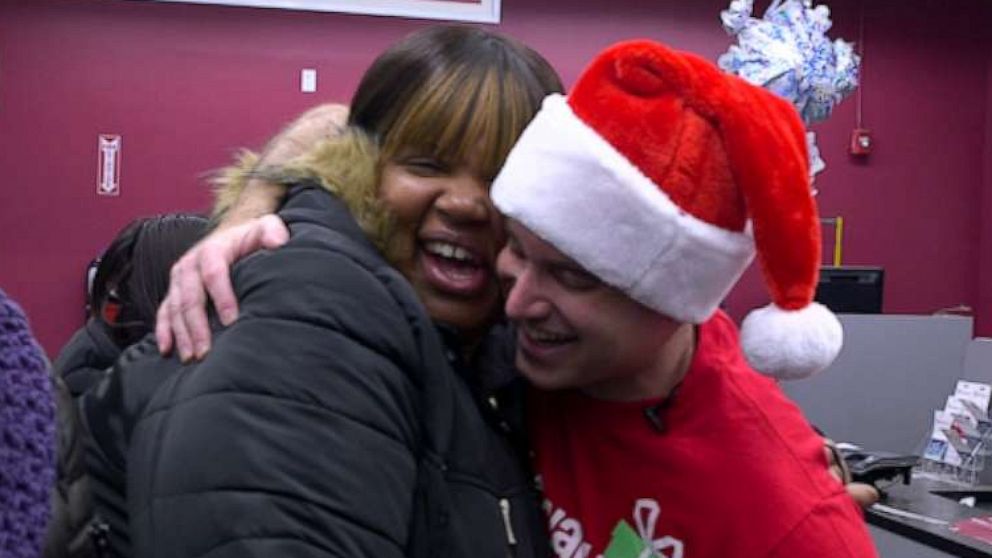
[52,214,209,397]
[42,377,95,558]
[44,213,207,558]
[489,39,877,557]
[90,25,562,558]
[0,288,57,558]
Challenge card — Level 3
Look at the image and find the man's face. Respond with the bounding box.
[496,221,682,400]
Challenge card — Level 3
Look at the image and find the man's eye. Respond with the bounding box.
[554,267,601,291]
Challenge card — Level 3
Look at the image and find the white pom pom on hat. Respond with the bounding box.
[740,302,844,379]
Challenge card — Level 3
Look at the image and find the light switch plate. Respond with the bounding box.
[301,68,317,93]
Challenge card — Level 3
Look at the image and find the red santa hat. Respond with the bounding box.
[491,39,843,379]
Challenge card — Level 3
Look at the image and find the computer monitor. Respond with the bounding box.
[814,266,884,314]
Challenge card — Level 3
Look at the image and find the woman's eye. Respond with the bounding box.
[404,158,448,176]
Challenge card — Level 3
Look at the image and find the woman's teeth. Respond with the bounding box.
[425,241,477,263]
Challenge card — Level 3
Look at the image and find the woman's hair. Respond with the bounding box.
[90,213,209,347]
[349,25,564,180]
[280,26,563,249]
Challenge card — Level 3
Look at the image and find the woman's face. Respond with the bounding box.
[380,148,506,341]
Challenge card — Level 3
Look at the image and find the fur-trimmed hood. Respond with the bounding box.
[211,130,393,252]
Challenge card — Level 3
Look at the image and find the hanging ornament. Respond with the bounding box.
[718,0,860,185]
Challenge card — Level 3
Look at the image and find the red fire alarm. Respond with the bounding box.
[850,128,873,156]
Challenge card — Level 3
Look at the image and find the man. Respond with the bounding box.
[488,40,877,557]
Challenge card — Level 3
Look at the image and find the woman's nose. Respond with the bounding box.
[435,175,491,224]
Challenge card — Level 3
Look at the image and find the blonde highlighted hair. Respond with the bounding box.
[212,26,562,250]
[350,25,562,178]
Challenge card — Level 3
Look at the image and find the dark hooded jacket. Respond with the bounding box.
[83,183,547,558]
[53,319,121,397]
[43,378,106,558]
[45,307,121,558]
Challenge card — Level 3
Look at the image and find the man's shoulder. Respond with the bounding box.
[767,492,878,558]
[681,316,840,503]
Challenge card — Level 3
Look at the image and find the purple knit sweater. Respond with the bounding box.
[0,289,56,558]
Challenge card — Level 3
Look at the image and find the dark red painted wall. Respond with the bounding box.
[1,0,988,355]
[982,32,992,338]
[723,0,990,331]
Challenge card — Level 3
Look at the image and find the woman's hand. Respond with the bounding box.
[155,215,289,361]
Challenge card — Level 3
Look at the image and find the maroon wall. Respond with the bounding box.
[982,33,992,338]
[723,0,990,329]
[1,0,989,355]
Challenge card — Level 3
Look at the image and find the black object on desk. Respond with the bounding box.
[842,448,919,492]
[815,266,884,313]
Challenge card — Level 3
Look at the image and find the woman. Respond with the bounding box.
[98,25,562,558]
[54,213,209,396]
[46,213,207,558]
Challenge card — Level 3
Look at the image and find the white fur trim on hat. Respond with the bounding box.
[492,94,756,323]
[740,302,844,380]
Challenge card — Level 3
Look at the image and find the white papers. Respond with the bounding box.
[955,380,991,419]
[925,410,962,466]
[924,381,992,466]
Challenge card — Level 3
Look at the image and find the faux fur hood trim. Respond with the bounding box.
[211,149,259,221]
[211,131,392,251]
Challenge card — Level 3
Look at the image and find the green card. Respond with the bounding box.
[603,519,647,558]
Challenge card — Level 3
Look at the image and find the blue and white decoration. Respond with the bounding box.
[718,0,860,185]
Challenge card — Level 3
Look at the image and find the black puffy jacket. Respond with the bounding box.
[53,319,121,397]
[89,185,547,558]
[43,378,102,558]
[47,319,121,558]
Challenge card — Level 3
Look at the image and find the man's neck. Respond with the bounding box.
[582,323,697,402]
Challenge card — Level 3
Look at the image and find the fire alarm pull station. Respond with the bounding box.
[850,128,872,157]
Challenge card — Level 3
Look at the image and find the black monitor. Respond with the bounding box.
[814,266,884,314]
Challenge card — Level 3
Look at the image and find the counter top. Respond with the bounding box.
[868,477,992,557]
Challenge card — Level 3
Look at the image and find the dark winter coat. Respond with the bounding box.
[86,185,548,558]
[52,320,120,397]
[42,378,104,558]
[46,315,121,558]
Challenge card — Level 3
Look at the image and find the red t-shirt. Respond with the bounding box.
[529,311,878,558]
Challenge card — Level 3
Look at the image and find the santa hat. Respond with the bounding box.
[491,40,843,379]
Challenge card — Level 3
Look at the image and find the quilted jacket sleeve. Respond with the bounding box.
[52,320,120,398]
[126,242,425,558]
